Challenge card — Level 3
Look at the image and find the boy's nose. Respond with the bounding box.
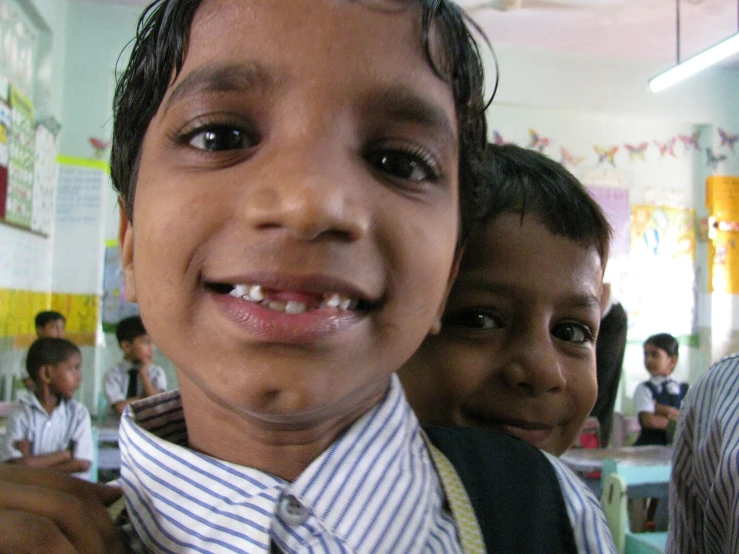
[240,151,370,242]
[502,336,566,396]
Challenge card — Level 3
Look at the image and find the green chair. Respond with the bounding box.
[600,459,669,554]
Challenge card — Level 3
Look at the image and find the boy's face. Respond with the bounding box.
[121,334,154,365]
[644,344,676,377]
[120,0,459,433]
[46,352,82,400]
[37,319,65,338]
[400,213,603,456]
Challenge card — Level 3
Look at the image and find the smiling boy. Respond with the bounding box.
[0,2,611,552]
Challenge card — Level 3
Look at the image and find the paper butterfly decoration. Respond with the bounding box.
[624,142,648,162]
[678,130,700,152]
[706,147,727,170]
[560,147,584,167]
[492,130,507,146]
[718,128,739,152]
[89,137,111,160]
[654,138,676,158]
[528,129,550,153]
[594,145,618,167]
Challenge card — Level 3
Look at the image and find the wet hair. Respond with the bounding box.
[34,310,65,329]
[111,0,489,243]
[115,315,149,345]
[26,338,80,383]
[644,333,679,358]
[480,144,611,266]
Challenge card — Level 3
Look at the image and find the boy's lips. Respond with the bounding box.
[461,413,555,446]
[204,275,380,343]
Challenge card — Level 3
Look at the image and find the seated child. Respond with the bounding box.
[633,332,687,446]
[399,143,614,551]
[20,310,68,391]
[1,338,93,481]
[35,310,66,339]
[103,315,167,416]
[0,1,615,552]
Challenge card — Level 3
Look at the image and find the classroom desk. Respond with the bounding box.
[95,422,121,472]
[561,445,673,500]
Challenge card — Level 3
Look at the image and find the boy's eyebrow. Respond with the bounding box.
[365,85,456,145]
[162,62,281,113]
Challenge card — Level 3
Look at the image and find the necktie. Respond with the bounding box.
[126,367,139,399]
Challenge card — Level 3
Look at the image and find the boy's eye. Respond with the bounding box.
[551,322,593,344]
[186,126,253,152]
[443,310,503,331]
[367,149,438,183]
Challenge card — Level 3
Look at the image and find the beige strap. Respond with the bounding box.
[423,434,487,554]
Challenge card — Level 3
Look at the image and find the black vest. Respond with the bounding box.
[634,380,689,446]
[425,427,577,554]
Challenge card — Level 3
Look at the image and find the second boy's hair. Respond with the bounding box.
[111,0,489,243]
[26,338,80,382]
[645,333,679,358]
[34,311,66,329]
[482,144,611,265]
[115,315,148,346]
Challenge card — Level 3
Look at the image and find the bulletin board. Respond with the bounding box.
[706,176,739,293]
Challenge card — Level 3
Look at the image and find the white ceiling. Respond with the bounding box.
[83,0,739,68]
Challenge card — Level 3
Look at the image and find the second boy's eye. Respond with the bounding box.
[367,150,438,183]
[443,310,502,331]
[551,322,593,344]
[187,126,253,152]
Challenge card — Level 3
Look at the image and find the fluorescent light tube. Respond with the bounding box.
[649,32,739,92]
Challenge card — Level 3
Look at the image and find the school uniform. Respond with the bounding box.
[633,375,689,445]
[667,352,739,554]
[104,359,167,407]
[0,393,93,480]
[114,376,615,553]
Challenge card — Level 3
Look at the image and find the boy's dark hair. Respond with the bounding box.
[26,338,80,382]
[34,310,65,329]
[644,333,679,358]
[481,144,611,266]
[111,0,489,244]
[116,315,148,345]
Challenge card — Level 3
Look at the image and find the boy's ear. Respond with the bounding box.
[429,247,464,335]
[119,198,137,303]
[39,365,53,384]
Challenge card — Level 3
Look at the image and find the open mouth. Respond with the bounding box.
[206,282,371,315]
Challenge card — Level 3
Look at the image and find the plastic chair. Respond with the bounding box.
[600,459,669,554]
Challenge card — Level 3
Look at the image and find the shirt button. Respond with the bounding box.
[278,493,309,526]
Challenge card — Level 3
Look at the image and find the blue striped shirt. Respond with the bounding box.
[119,376,463,553]
[543,451,617,554]
[667,352,739,554]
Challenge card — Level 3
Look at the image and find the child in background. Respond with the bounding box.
[1,338,93,481]
[20,310,68,391]
[0,1,615,552]
[633,332,687,446]
[35,310,66,338]
[103,315,166,416]
[400,143,611,457]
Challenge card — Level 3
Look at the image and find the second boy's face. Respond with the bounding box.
[37,320,64,338]
[122,335,154,366]
[644,344,676,377]
[49,352,82,400]
[401,213,603,456]
[120,0,459,437]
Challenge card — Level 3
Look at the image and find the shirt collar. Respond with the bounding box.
[119,375,459,553]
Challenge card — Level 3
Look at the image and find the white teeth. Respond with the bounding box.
[285,301,307,314]
[229,284,249,298]
[268,300,286,311]
[249,285,264,301]
[227,284,358,313]
[324,293,341,308]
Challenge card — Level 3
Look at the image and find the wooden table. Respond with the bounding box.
[561,445,673,474]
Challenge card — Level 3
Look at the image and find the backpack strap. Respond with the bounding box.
[424,426,577,554]
[422,432,486,554]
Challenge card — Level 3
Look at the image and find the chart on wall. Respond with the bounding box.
[623,205,697,343]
